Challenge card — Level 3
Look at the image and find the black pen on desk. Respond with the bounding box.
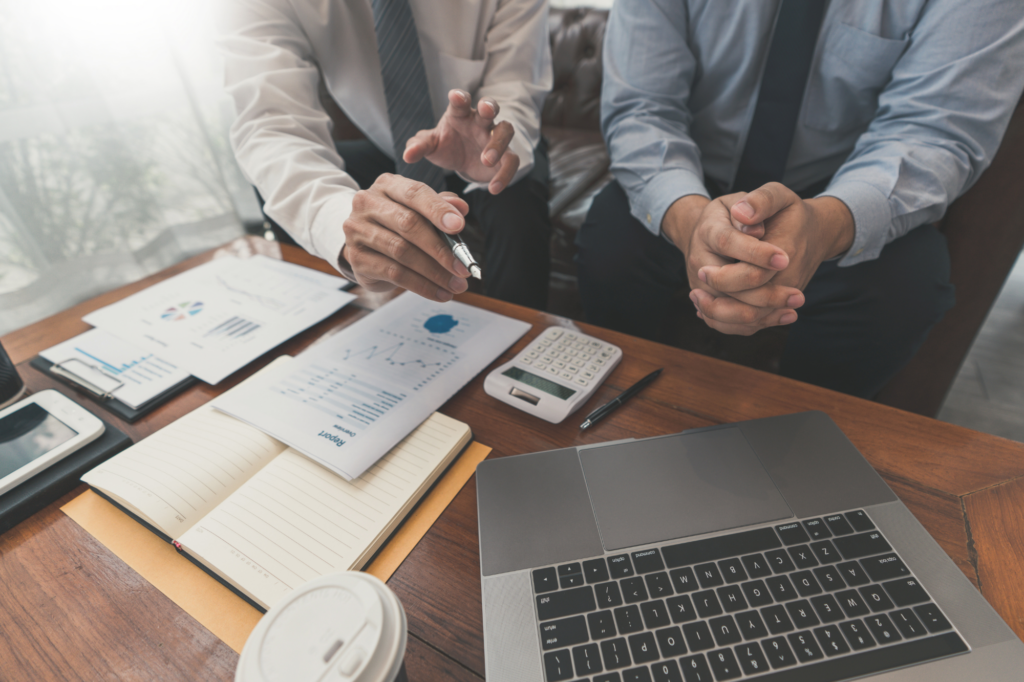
[440,229,482,280]
[580,368,663,430]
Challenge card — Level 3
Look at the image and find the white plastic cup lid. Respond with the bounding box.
[237,571,408,682]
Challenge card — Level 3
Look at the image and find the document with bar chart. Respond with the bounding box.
[214,292,530,479]
[83,255,355,384]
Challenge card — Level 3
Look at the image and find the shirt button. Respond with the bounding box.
[856,248,864,255]
[646,213,652,223]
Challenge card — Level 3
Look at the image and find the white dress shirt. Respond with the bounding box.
[218,0,552,273]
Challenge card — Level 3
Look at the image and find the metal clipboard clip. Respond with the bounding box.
[50,358,124,400]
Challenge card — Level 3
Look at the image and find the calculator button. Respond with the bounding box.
[545,328,563,340]
[541,339,552,347]
[568,350,578,356]
[547,367,560,375]
[571,358,584,367]
[527,350,539,358]
[554,361,566,369]
[567,366,579,374]
[587,364,599,372]
[560,371,573,380]
[521,357,533,365]
[566,333,577,340]
[595,358,607,366]
[589,340,601,348]
[583,371,595,380]
[532,343,546,352]
[575,378,589,386]
[539,356,552,364]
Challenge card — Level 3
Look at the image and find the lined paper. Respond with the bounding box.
[177,412,470,609]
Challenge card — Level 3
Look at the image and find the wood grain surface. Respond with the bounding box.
[2,236,1023,681]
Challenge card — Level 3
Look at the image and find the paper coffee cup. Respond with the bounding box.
[237,572,408,682]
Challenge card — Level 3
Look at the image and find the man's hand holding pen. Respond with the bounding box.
[341,89,501,302]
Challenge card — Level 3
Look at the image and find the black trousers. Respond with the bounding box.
[261,140,551,310]
[576,180,956,399]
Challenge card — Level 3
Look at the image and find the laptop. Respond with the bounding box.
[476,411,1024,681]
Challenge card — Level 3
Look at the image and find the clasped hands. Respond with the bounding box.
[663,183,855,336]
[342,89,517,301]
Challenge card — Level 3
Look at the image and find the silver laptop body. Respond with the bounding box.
[477,411,1024,681]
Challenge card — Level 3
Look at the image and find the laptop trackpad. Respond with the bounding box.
[579,427,793,551]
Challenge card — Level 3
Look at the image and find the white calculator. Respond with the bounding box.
[484,326,622,424]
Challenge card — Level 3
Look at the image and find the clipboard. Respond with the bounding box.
[29,356,197,423]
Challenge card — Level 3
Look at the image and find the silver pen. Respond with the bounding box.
[441,230,482,280]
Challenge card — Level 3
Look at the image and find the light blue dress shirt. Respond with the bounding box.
[602,0,1024,266]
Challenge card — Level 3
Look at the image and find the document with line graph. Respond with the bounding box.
[82,255,356,384]
[81,356,472,610]
[213,292,530,480]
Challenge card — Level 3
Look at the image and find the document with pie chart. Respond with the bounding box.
[214,292,530,479]
[83,255,356,384]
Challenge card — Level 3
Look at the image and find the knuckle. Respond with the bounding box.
[383,262,403,284]
[395,208,419,234]
[401,179,426,204]
[385,234,410,261]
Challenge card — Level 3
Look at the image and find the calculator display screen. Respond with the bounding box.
[502,366,577,400]
[0,403,78,479]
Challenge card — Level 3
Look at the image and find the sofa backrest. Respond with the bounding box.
[543,8,609,132]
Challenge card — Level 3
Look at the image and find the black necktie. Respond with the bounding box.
[731,0,828,192]
[371,0,446,191]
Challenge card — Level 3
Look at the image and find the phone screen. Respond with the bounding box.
[0,403,79,479]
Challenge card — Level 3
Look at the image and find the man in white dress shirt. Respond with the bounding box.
[218,0,553,308]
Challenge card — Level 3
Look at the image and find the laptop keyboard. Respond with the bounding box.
[532,509,968,681]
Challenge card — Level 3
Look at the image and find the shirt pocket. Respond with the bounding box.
[437,52,487,96]
[802,23,908,135]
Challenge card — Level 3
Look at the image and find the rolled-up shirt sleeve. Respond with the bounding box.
[821,0,1024,266]
[601,0,709,236]
[218,0,359,275]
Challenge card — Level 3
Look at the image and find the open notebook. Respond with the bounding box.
[81,358,471,611]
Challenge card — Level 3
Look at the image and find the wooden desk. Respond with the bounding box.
[2,237,1023,681]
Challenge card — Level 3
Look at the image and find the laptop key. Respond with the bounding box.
[891,608,928,638]
[601,638,633,670]
[622,577,649,604]
[589,610,618,639]
[693,562,723,588]
[534,567,558,593]
[845,510,876,532]
[810,594,845,623]
[740,553,772,578]
[559,562,583,578]
[669,567,699,593]
[655,626,688,657]
[679,654,713,682]
[708,615,741,646]
[667,594,697,623]
[693,589,722,617]
[814,624,851,656]
[762,636,797,668]
[574,642,604,676]
[734,641,769,675]
[621,666,652,682]
[764,575,797,602]
[761,604,795,634]
[614,605,644,634]
[787,544,819,569]
[837,560,871,586]
[786,599,821,629]
[717,557,747,583]
[802,518,832,541]
[543,649,574,681]
[914,603,953,633]
[640,599,670,628]
[859,584,895,612]
[650,659,683,682]
[740,579,773,607]
[840,619,877,649]
[882,577,930,607]
[595,674,622,682]
[682,621,715,651]
[735,610,768,639]
[861,553,911,582]
[645,572,673,599]
[538,586,597,620]
[824,513,855,536]
[715,585,747,613]
[835,589,870,618]
[631,549,665,574]
[788,630,825,662]
[833,530,892,560]
[810,540,841,564]
[812,565,847,592]
[608,554,635,578]
[706,648,742,680]
[790,570,823,597]
[585,558,612,584]
[540,615,590,650]
[596,581,624,608]
[561,573,585,588]
[764,548,795,573]
[775,522,810,545]
[628,632,660,664]
[866,613,903,645]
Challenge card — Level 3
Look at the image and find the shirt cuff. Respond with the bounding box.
[819,180,893,267]
[632,169,709,237]
[309,190,356,279]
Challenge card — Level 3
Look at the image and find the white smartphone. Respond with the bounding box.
[0,389,105,496]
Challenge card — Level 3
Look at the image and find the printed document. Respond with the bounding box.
[83,255,355,384]
[214,292,530,479]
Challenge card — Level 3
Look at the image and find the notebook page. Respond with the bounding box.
[82,406,287,538]
[177,412,470,609]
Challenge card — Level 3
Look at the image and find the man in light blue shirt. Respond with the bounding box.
[577,0,1024,397]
